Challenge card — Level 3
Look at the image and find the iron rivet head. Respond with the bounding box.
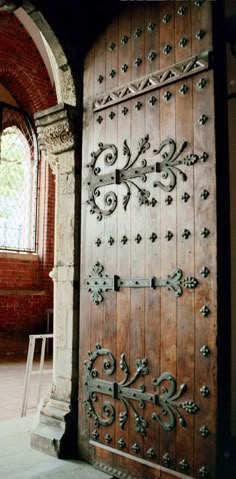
[200,305,210,317]
[163,453,172,466]
[200,425,210,438]
[134,57,142,67]
[198,78,207,89]
[179,84,189,95]
[163,44,172,55]
[147,448,155,458]
[200,152,209,162]
[200,385,210,397]
[198,114,208,125]
[95,238,101,247]
[105,433,112,443]
[150,197,157,207]
[121,35,129,45]
[163,90,172,101]
[200,189,209,200]
[96,115,103,124]
[132,443,140,453]
[196,29,205,40]
[147,22,156,32]
[121,63,128,73]
[200,345,210,357]
[149,232,157,243]
[92,429,99,439]
[178,5,187,15]
[162,13,171,24]
[165,231,173,241]
[148,50,157,62]
[134,28,142,38]
[182,229,191,239]
[108,42,116,51]
[121,235,128,244]
[199,466,209,478]
[182,192,190,202]
[109,69,116,79]
[148,95,157,106]
[179,37,188,48]
[201,227,210,238]
[165,195,173,205]
[200,266,210,278]
[195,0,205,7]
[135,234,142,244]
[135,101,142,110]
[122,106,128,116]
[179,459,190,472]
[97,75,103,84]
[109,111,115,120]
[108,237,115,246]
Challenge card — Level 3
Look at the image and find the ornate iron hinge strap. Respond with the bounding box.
[84,262,198,305]
[84,344,199,435]
[93,51,210,111]
[86,135,202,221]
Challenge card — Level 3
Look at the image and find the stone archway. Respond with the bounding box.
[0,1,79,457]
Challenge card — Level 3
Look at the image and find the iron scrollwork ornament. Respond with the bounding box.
[86,135,200,221]
[84,262,199,305]
[84,344,199,436]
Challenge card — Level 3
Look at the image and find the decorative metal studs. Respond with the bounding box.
[149,232,157,243]
[200,266,210,278]
[147,448,155,459]
[121,235,128,244]
[135,101,142,110]
[109,111,115,120]
[163,453,172,467]
[109,69,116,79]
[196,29,205,40]
[134,57,142,67]
[150,197,157,207]
[118,438,126,449]
[163,90,172,101]
[105,433,112,443]
[178,5,187,15]
[148,50,157,62]
[201,227,210,238]
[182,192,190,203]
[109,42,116,51]
[96,116,103,124]
[197,78,207,89]
[165,231,173,241]
[121,35,129,45]
[200,385,210,397]
[121,63,128,73]
[179,459,190,472]
[92,429,99,439]
[198,114,208,125]
[199,466,209,478]
[162,13,171,24]
[135,234,142,244]
[132,443,140,453]
[182,229,191,240]
[163,44,172,55]
[122,106,128,116]
[195,0,205,6]
[147,22,156,32]
[200,425,210,438]
[95,238,101,247]
[179,84,189,95]
[200,305,210,317]
[179,37,188,48]
[200,152,209,162]
[108,237,115,246]
[134,28,142,38]
[97,75,103,84]
[165,195,173,205]
[200,189,209,200]
[200,345,210,357]
[148,95,157,106]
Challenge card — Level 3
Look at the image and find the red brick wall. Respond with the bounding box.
[0,11,57,356]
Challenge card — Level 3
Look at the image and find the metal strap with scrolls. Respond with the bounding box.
[84,262,199,305]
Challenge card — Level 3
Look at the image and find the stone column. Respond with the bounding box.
[31,103,79,458]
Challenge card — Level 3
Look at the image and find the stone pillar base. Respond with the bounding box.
[31,398,77,458]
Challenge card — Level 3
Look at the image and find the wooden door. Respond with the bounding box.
[79,2,218,478]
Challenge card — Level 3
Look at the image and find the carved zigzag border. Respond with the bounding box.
[93,51,211,112]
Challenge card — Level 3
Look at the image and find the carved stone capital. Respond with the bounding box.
[35,103,77,158]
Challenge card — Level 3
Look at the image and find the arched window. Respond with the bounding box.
[0,102,38,251]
